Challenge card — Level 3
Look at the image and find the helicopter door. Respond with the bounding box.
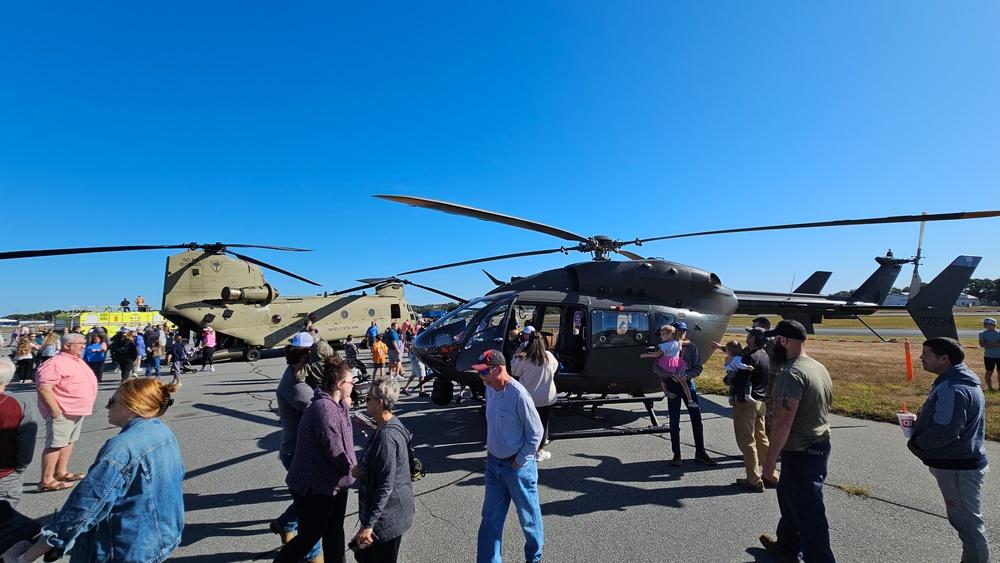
[588,309,651,386]
[455,298,514,372]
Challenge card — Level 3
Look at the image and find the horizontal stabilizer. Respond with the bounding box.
[794,271,833,294]
[906,256,982,340]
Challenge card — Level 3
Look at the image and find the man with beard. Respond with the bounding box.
[758,320,835,563]
[729,327,773,492]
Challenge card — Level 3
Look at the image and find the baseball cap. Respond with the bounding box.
[671,321,688,331]
[522,326,536,335]
[747,327,767,341]
[983,318,997,325]
[763,319,808,341]
[290,332,314,348]
[471,349,506,373]
[118,326,127,332]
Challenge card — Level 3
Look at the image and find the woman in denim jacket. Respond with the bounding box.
[19,378,184,563]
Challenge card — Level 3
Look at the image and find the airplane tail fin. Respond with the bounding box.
[850,255,906,305]
[906,256,981,340]
[794,271,832,294]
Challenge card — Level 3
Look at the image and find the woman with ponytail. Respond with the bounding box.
[17,378,185,563]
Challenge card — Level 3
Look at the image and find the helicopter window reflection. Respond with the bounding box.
[591,310,650,348]
[425,298,489,347]
[466,304,510,349]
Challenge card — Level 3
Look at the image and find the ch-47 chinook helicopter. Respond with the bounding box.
[0,242,463,361]
[377,195,999,437]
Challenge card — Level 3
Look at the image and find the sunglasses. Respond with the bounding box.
[478,366,494,376]
[106,396,120,408]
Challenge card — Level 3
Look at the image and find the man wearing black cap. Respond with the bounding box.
[910,337,989,563]
[664,322,717,467]
[758,320,835,563]
[473,349,544,563]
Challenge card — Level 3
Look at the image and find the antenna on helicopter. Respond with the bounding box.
[908,213,927,298]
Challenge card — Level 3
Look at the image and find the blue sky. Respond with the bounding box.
[2,2,999,314]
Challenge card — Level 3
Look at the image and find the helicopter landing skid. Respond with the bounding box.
[548,395,670,440]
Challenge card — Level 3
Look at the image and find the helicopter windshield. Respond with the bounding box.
[419,297,492,347]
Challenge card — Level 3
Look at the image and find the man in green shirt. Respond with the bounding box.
[758,320,836,563]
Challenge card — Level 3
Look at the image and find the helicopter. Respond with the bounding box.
[376,195,998,436]
[0,242,464,361]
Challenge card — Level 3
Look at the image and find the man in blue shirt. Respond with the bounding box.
[365,322,379,350]
[910,337,989,563]
[978,318,1000,392]
[474,349,544,563]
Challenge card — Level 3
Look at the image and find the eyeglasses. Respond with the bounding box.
[478,366,493,376]
[365,395,377,402]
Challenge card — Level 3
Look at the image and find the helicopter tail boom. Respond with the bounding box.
[905,255,982,340]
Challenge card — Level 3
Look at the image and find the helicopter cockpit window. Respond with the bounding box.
[591,310,650,348]
[422,298,489,347]
[652,312,677,341]
[466,303,510,349]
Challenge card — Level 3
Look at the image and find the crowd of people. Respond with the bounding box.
[1,313,995,562]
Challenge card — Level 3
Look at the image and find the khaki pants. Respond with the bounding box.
[733,399,769,486]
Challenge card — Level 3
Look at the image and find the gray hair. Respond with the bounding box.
[0,357,14,387]
[61,333,85,348]
[369,376,400,412]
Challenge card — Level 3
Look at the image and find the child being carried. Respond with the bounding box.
[721,340,755,404]
[640,324,698,409]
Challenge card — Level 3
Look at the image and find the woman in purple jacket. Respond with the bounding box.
[274,356,357,563]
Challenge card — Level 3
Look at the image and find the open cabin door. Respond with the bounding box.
[455,296,515,373]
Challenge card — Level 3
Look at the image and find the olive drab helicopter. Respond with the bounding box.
[376,196,1000,438]
[0,242,464,361]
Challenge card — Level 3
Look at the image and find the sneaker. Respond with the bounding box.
[670,453,682,466]
[694,451,717,466]
[762,475,779,489]
[400,388,410,396]
[209,367,215,372]
[687,400,699,409]
[735,478,765,493]
[536,450,552,461]
[664,391,677,400]
[419,392,430,397]
[759,534,798,562]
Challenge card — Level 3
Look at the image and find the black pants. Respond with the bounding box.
[15,359,32,381]
[202,346,215,368]
[120,360,135,381]
[353,535,403,563]
[274,489,349,563]
[536,404,553,447]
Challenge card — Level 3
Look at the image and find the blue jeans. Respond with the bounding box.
[145,355,161,378]
[275,450,322,561]
[664,378,705,455]
[775,440,836,563]
[929,466,991,563]
[477,454,543,563]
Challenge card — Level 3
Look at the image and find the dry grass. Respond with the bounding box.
[730,310,1000,333]
[699,336,1000,441]
[833,484,874,498]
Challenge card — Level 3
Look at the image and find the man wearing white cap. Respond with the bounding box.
[978,318,1000,392]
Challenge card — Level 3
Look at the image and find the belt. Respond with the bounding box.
[489,452,517,462]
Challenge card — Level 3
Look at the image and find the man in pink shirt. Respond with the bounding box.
[35,333,98,492]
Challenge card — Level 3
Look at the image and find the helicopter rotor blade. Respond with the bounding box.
[636,210,1000,244]
[397,247,567,276]
[0,244,196,261]
[399,280,468,304]
[227,250,322,286]
[0,242,312,261]
[618,249,645,260]
[330,281,386,296]
[375,195,591,244]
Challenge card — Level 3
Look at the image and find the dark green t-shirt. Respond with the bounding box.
[773,356,833,451]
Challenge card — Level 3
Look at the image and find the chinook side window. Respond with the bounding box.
[591,310,650,348]
[391,304,401,319]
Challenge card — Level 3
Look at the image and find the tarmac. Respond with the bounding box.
[6,349,1000,563]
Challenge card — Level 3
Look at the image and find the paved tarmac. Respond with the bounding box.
[7,351,1000,563]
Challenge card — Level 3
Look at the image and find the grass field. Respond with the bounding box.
[729,309,999,333]
[698,336,1000,441]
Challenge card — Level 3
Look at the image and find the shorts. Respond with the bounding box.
[374,362,385,369]
[45,414,86,449]
[387,349,401,363]
[986,357,999,371]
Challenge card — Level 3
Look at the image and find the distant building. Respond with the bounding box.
[883,293,981,307]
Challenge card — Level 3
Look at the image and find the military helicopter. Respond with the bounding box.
[0,242,464,361]
[377,195,998,435]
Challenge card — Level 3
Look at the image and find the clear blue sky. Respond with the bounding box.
[2,2,999,314]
